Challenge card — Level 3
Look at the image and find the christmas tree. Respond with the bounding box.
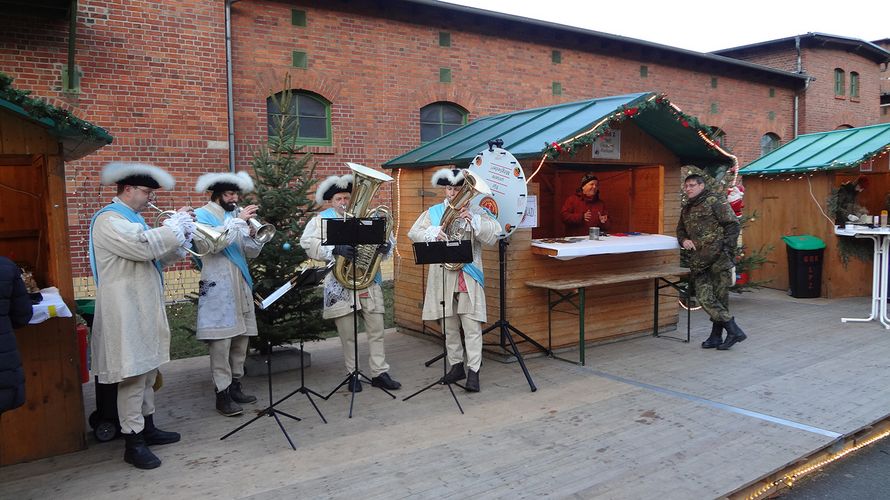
[244,81,327,352]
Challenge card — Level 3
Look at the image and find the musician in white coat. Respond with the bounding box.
[407,168,500,392]
[89,162,195,469]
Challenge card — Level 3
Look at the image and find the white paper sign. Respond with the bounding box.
[592,129,620,159]
[519,195,538,228]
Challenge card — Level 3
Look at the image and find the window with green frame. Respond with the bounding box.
[760,132,780,156]
[850,72,860,98]
[834,68,845,97]
[266,90,331,146]
[420,102,467,143]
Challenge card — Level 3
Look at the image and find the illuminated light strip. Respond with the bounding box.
[394,168,402,260]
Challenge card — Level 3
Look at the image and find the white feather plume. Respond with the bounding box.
[315,174,354,205]
[100,162,175,190]
[194,171,255,193]
[431,168,464,187]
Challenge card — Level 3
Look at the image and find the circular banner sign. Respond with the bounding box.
[467,147,528,238]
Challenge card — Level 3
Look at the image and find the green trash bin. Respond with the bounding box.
[781,235,826,298]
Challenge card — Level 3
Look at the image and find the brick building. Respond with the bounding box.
[0,0,886,298]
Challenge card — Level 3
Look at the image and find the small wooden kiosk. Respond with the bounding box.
[385,92,736,356]
[0,80,112,465]
[741,123,890,299]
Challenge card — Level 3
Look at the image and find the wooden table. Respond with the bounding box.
[526,265,691,365]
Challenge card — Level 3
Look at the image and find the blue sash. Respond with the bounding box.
[89,201,163,286]
[428,202,484,286]
[195,207,253,289]
[321,207,382,285]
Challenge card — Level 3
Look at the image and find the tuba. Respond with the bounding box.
[331,162,394,290]
[147,202,227,257]
[439,170,492,271]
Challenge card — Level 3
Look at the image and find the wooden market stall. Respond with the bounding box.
[0,79,112,465]
[384,92,736,356]
[740,123,890,299]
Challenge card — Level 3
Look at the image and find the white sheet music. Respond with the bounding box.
[258,280,294,310]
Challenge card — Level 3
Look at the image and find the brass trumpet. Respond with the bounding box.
[147,202,228,257]
[233,204,276,244]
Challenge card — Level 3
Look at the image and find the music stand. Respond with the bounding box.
[322,216,396,418]
[403,240,473,413]
[220,264,330,449]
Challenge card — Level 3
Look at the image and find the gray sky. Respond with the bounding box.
[439,0,887,53]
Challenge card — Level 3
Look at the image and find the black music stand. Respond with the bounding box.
[403,240,473,413]
[322,216,396,418]
[219,265,330,449]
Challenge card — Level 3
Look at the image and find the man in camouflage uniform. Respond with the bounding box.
[677,174,747,350]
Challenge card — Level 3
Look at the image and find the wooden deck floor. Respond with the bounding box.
[2,288,890,499]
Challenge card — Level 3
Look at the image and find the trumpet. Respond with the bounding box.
[147,202,228,257]
[234,204,276,244]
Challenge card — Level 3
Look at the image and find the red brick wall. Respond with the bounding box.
[799,46,882,133]
[0,1,229,285]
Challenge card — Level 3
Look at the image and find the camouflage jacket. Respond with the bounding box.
[676,189,740,273]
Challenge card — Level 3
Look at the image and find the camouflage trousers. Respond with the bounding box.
[690,266,733,323]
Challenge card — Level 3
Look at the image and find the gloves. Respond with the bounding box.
[333,245,355,259]
[378,241,392,254]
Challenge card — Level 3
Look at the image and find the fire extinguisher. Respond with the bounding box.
[76,323,89,384]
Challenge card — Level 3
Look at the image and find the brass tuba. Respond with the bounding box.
[439,170,492,271]
[331,162,394,290]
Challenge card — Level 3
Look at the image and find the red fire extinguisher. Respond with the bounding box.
[76,323,89,384]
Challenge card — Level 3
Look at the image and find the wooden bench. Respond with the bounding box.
[525,265,691,365]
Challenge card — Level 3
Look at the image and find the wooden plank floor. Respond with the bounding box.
[2,288,890,499]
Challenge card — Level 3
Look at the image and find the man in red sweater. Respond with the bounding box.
[561,174,609,236]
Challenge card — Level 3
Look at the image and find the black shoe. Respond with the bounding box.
[371,372,401,390]
[347,376,363,393]
[124,431,162,470]
[465,369,480,392]
[718,318,747,350]
[143,414,180,446]
[215,387,243,416]
[230,379,257,404]
[442,362,466,384]
[701,322,723,349]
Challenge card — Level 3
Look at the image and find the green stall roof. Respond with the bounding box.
[384,92,735,169]
[741,123,890,175]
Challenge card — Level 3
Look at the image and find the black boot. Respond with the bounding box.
[465,369,480,392]
[229,379,257,404]
[718,318,747,350]
[347,375,363,393]
[215,387,243,416]
[371,372,401,390]
[123,431,161,470]
[442,362,466,384]
[701,322,723,349]
[143,414,180,446]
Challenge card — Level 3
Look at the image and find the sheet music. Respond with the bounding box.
[258,280,294,310]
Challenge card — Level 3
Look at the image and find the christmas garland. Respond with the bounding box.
[0,71,111,143]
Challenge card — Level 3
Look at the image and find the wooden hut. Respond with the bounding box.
[0,80,112,465]
[384,92,736,358]
[740,123,890,298]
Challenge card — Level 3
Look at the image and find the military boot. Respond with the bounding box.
[123,431,162,469]
[701,322,723,349]
[229,379,257,404]
[143,414,180,445]
[717,318,747,350]
[441,362,466,384]
[215,387,243,416]
[465,369,480,392]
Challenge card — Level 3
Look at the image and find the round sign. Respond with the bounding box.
[467,147,528,238]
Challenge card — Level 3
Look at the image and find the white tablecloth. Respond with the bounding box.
[531,234,680,260]
[29,287,73,324]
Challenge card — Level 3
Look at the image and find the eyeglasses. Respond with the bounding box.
[132,186,157,200]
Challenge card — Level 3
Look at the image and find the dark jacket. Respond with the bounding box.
[561,193,608,236]
[677,189,740,274]
[0,256,31,414]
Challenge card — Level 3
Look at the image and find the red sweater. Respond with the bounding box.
[561,193,607,236]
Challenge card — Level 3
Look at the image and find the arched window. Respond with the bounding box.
[420,102,467,143]
[834,68,845,97]
[266,90,331,146]
[709,127,727,148]
[760,133,780,156]
[850,72,860,98]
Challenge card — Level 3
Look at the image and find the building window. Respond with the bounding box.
[291,9,306,26]
[552,81,562,95]
[710,77,718,88]
[439,68,452,83]
[760,133,780,156]
[709,127,726,148]
[267,90,331,146]
[710,102,718,114]
[420,102,467,143]
[439,32,451,47]
[292,51,307,69]
[834,68,845,97]
[552,50,561,64]
[640,65,648,78]
[769,87,775,98]
[850,72,860,99]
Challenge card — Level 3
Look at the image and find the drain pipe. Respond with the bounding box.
[794,36,801,138]
[225,0,239,172]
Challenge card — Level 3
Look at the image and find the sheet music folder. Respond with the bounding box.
[323,217,386,245]
[255,263,331,310]
[412,240,473,265]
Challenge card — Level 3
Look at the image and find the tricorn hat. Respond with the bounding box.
[316,174,354,205]
[431,168,465,187]
[100,162,175,190]
[195,171,255,194]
